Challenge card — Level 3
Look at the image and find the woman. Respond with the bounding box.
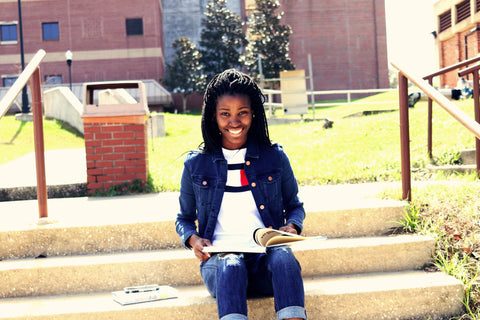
[175,69,307,320]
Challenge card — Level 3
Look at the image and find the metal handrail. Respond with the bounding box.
[0,50,46,119]
[262,88,397,117]
[391,61,480,201]
[0,49,48,218]
[458,63,480,176]
[422,55,480,159]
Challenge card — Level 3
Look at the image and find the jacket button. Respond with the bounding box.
[251,182,256,187]
[259,205,265,210]
[202,181,207,186]
[246,161,251,166]
[268,176,272,181]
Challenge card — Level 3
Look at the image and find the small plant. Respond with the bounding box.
[91,176,157,197]
[392,204,421,233]
[433,150,463,165]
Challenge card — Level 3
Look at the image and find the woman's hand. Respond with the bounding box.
[188,234,212,262]
[279,223,298,235]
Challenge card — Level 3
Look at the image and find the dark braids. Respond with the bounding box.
[201,69,271,153]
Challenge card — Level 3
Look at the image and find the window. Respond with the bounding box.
[45,75,62,85]
[456,0,470,23]
[439,10,452,32]
[1,23,18,43]
[2,76,18,87]
[477,0,480,12]
[126,18,143,36]
[42,22,59,40]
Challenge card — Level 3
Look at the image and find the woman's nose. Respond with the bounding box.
[229,116,240,125]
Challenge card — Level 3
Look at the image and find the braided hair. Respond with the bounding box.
[201,69,271,153]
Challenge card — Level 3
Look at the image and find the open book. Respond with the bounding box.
[202,228,326,253]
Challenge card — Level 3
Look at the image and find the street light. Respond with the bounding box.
[17,0,29,113]
[65,50,72,91]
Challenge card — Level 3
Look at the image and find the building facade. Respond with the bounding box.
[279,0,389,92]
[0,0,389,109]
[434,0,480,87]
[0,0,164,88]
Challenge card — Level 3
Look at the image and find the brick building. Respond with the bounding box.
[434,0,480,87]
[278,0,389,92]
[0,0,164,87]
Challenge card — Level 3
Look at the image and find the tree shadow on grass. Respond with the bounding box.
[0,120,27,145]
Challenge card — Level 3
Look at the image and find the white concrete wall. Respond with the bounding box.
[44,87,84,134]
[43,86,166,138]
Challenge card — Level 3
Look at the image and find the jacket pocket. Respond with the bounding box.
[192,175,217,207]
[257,171,282,213]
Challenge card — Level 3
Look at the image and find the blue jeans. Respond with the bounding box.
[200,247,307,320]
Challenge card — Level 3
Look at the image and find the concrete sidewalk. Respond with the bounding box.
[0,148,87,188]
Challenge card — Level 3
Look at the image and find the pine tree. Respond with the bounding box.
[200,0,247,81]
[243,0,295,81]
[163,37,206,113]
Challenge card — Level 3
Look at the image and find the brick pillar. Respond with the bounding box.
[83,116,148,194]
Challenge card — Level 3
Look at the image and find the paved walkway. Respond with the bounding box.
[0,148,87,188]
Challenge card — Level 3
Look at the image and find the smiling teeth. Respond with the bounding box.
[229,129,242,134]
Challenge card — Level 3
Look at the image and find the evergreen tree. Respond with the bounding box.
[200,0,247,81]
[163,37,206,113]
[243,0,295,81]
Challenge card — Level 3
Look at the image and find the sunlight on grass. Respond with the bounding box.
[0,116,84,164]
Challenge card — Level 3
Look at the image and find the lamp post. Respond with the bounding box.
[17,0,29,113]
[65,50,72,91]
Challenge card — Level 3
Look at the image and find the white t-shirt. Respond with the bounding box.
[212,148,265,248]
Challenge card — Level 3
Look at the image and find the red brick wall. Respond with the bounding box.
[84,119,148,194]
[278,0,389,94]
[0,0,164,86]
[439,31,479,87]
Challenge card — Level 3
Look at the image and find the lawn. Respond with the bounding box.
[1,90,476,191]
[147,90,476,191]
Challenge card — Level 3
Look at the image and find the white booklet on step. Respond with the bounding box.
[112,284,179,305]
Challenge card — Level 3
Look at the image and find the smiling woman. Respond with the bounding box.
[175,69,307,320]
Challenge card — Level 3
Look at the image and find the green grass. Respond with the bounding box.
[147,90,476,191]
[2,91,480,319]
[0,116,84,164]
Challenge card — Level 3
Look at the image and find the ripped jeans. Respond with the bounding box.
[200,247,307,320]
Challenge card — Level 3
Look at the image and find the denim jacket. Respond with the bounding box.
[175,138,305,248]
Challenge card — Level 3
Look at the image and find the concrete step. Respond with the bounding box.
[0,235,434,298]
[460,148,475,165]
[0,195,407,260]
[0,271,464,320]
[428,164,476,174]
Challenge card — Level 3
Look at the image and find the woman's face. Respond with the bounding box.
[215,94,252,150]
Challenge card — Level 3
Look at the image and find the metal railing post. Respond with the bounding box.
[398,72,412,202]
[427,77,433,159]
[30,67,48,218]
[474,71,480,178]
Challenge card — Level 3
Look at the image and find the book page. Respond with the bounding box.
[254,228,306,247]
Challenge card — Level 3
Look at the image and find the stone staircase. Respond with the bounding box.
[0,189,464,319]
